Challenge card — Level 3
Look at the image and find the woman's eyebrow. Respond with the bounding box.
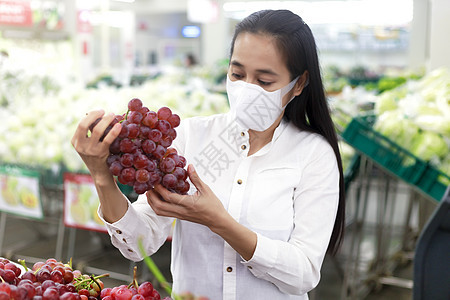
[230,60,279,76]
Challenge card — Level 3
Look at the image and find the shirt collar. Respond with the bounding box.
[226,112,289,157]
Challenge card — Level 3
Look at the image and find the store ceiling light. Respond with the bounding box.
[223,0,413,26]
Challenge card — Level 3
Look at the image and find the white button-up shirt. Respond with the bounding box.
[100,112,340,300]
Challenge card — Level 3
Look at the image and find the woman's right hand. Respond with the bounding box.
[71,110,122,181]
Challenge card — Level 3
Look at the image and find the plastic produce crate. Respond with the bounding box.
[341,115,450,202]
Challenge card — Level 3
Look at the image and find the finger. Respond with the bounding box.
[153,184,184,205]
[187,164,205,193]
[90,112,116,142]
[147,188,178,216]
[102,122,122,145]
[72,110,105,145]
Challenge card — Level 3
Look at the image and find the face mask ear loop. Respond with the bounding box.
[280,76,300,108]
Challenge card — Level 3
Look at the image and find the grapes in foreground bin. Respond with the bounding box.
[0,257,167,300]
[0,257,209,300]
[91,98,189,195]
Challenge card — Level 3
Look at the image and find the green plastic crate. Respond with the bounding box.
[341,115,450,202]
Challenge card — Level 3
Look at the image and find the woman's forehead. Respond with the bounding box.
[231,32,288,75]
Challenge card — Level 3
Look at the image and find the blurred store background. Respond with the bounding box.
[1,0,449,299]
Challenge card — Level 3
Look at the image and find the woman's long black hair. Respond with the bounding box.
[230,9,345,255]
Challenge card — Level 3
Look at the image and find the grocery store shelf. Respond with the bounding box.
[341,115,449,202]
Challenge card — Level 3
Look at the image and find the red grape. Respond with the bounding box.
[173,167,187,181]
[3,269,16,283]
[139,125,151,139]
[135,169,150,183]
[109,161,123,176]
[112,286,133,300]
[140,106,149,115]
[148,129,162,143]
[148,171,161,185]
[152,145,166,160]
[167,113,181,128]
[50,270,64,284]
[137,281,153,297]
[128,111,143,124]
[128,98,143,111]
[160,157,175,173]
[60,292,78,300]
[142,111,158,128]
[157,107,172,120]
[42,287,59,300]
[149,288,161,299]
[21,271,37,283]
[142,140,156,154]
[179,181,190,194]
[160,135,173,148]
[156,120,171,134]
[162,174,177,189]
[120,153,134,168]
[127,123,140,139]
[0,283,10,295]
[119,138,136,153]
[121,168,136,183]
[134,154,150,169]
[33,262,45,272]
[63,270,74,284]
[118,124,129,139]
[78,289,90,297]
[177,156,187,168]
[134,182,149,194]
[167,128,177,139]
[100,287,112,298]
[146,160,157,172]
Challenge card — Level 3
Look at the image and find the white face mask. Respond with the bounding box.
[226,75,299,131]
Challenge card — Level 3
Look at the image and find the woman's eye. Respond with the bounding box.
[258,80,271,86]
[231,73,243,79]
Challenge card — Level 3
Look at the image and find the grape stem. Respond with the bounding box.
[137,238,181,300]
[90,274,102,291]
[18,259,30,271]
[128,266,139,289]
[74,273,109,289]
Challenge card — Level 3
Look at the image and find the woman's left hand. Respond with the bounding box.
[146,164,227,228]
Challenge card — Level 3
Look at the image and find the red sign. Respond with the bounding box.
[0,0,32,27]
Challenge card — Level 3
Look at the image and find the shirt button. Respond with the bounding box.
[226,267,233,272]
[247,266,253,270]
[127,249,133,252]
[241,145,247,150]
[237,179,243,185]
[122,238,127,243]
[240,132,245,136]
[116,230,122,234]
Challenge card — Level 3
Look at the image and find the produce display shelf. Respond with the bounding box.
[341,115,450,202]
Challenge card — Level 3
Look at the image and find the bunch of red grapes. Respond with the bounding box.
[100,98,189,195]
[0,257,169,300]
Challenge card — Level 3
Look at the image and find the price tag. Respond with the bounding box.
[0,165,43,219]
[63,173,106,233]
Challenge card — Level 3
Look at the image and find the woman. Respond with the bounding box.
[72,9,345,300]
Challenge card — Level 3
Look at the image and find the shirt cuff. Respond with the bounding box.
[97,200,144,260]
[240,233,277,278]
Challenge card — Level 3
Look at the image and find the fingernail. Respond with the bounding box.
[189,164,195,173]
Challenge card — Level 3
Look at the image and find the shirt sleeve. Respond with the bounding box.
[240,141,340,295]
[99,195,175,262]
